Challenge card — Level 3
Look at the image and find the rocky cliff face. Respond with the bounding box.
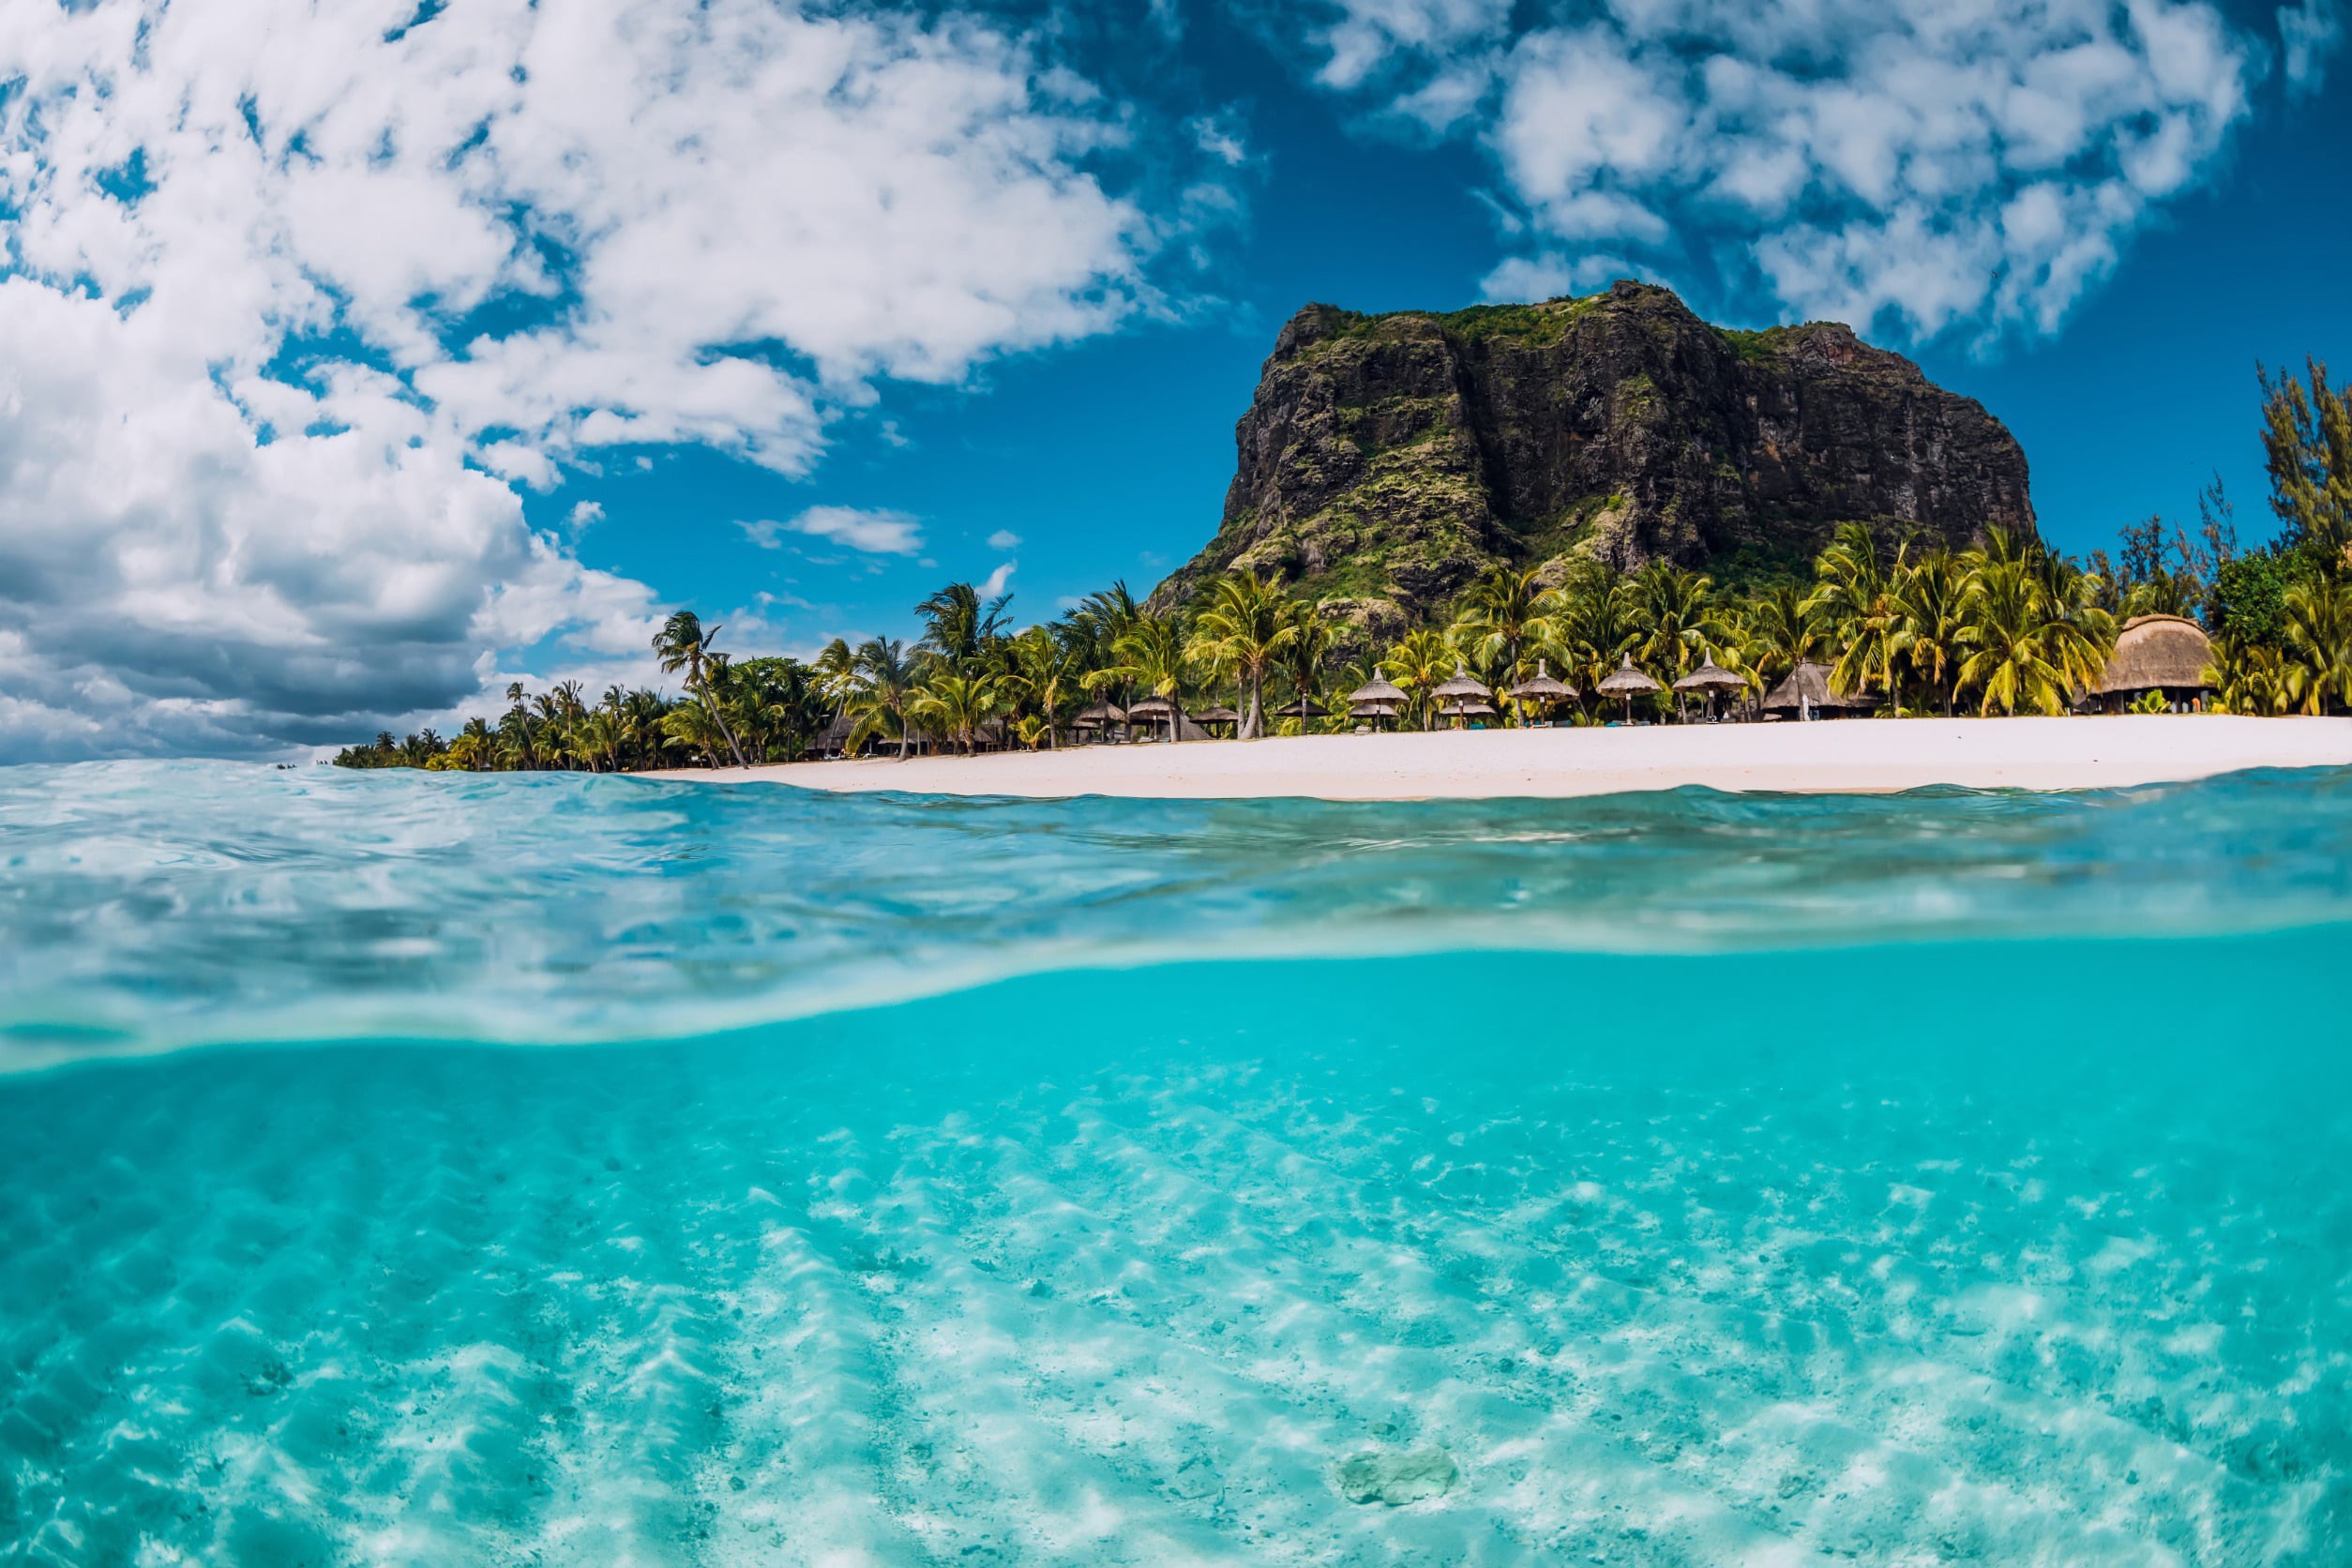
[1154,281,2035,631]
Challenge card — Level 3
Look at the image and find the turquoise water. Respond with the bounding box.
[4,764,2351,1563]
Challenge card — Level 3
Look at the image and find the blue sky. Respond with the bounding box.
[549,0,2352,663]
[0,0,2344,756]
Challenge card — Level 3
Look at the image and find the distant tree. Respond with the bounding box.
[2259,358,2352,568]
[652,611,748,768]
[2211,551,2290,647]
[1185,572,1296,738]
[847,637,920,760]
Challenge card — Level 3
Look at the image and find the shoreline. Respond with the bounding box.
[647,715,2352,801]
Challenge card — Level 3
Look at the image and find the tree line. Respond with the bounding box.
[334,358,2352,771]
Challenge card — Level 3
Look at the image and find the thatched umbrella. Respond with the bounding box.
[1271,696,1330,731]
[1440,700,1498,725]
[1072,701,1125,743]
[1192,704,1243,736]
[1124,694,1181,742]
[1760,661,1871,719]
[1672,659,1747,722]
[1432,663,1491,728]
[1596,655,1662,723]
[1348,673,1410,731]
[1507,659,1576,725]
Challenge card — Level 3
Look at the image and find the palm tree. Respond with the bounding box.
[1093,613,1191,743]
[2284,578,2352,714]
[1007,625,1083,747]
[1380,626,1454,731]
[811,637,858,709]
[1455,565,1559,688]
[574,709,626,772]
[847,637,920,759]
[1283,605,1337,731]
[1955,559,2071,715]
[660,700,731,767]
[455,716,494,772]
[653,611,749,768]
[1806,523,1910,714]
[1896,550,1970,716]
[1185,571,1297,738]
[915,581,1013,670]
[2209,633,2294,715]
[910,672,1003,755]
[1745,582,1823,686]
[1627,563,1728,686]
[1544,560,1638,715]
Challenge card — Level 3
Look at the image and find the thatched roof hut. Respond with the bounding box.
[2093,614,2214,697]
[1192,705,1243,725]
[1761,661,1872,713]
[1072,701,1127,728]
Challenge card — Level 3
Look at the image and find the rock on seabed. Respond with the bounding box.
[1335,1446,1460,1507]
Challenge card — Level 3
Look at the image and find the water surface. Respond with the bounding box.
[1,763,2347,1563]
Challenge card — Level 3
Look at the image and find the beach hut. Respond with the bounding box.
[1672,660,1748,722]
[2092,614,2214,712]
[1760,661,1877,719]
[1596,655,1663,723]
[1507,660,1576,725]
[1432,664,1491,728]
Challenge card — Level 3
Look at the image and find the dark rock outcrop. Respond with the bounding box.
[1153,280,2035,620]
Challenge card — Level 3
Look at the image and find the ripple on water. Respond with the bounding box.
[5,760,2352,1061]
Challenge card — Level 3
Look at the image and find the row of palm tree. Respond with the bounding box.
[1349,524,2118,724]
[333,611,830,771]
[337,507,2352,771]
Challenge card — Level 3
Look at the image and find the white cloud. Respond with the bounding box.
[2280,0,2344,93]
[744,506,926,555]
[0,0,1176,758]
[1191,116,1252,167]
[568,501,606,531]
[1291,0,2261,344]
[987,529,1024,550]
[980,560,1018,599]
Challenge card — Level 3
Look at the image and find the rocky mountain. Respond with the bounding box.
[1153,280,2035,637]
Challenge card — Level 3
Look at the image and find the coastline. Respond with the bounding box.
[646,714,2352,801]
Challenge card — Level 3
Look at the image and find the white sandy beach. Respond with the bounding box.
[653,715,2352,801]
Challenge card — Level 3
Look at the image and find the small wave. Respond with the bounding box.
[2,760,2350,1067]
